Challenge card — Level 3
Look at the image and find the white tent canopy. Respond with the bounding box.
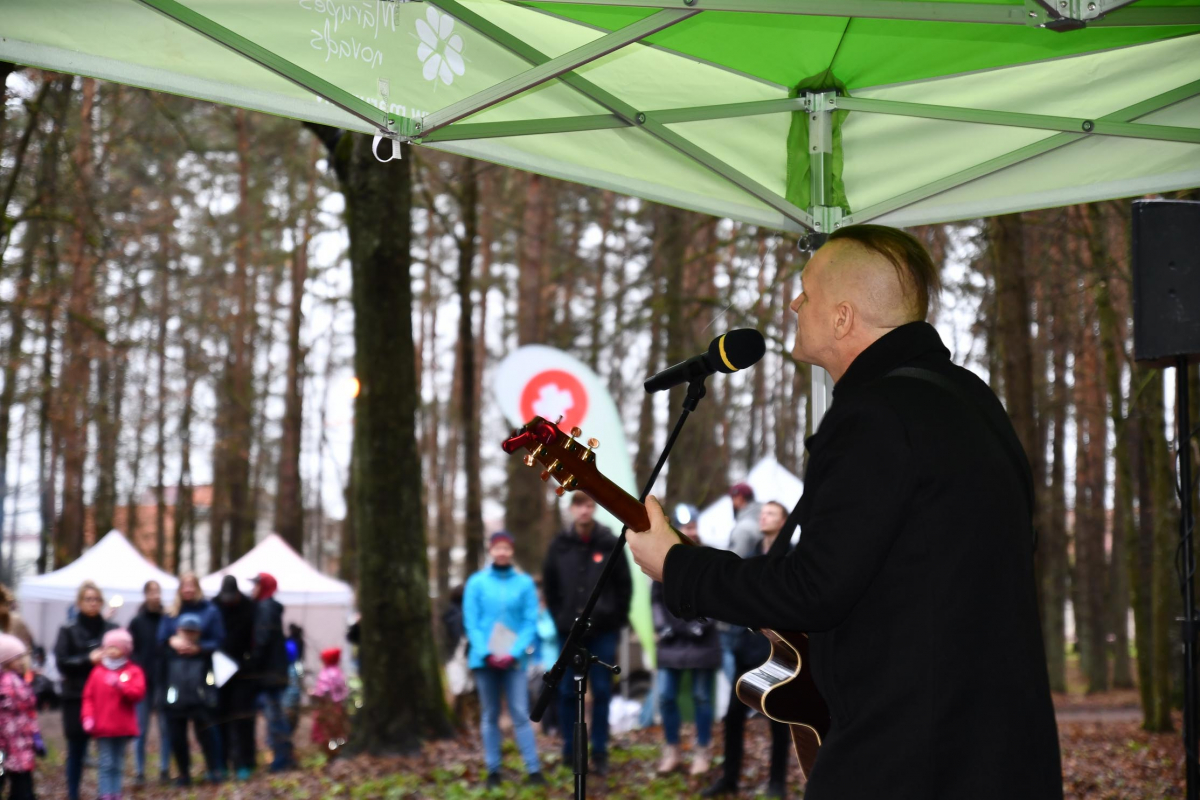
[697,457,804,550]
[17,530,180,649]
[201,534,356,675]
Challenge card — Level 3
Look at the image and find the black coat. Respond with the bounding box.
[663,322,1062,800]
[218,593,257,686]
[651,581,720,671]
[54,613,117,701]
[542,523,632,638]
[129,606,164,690]
[250,597,289,688]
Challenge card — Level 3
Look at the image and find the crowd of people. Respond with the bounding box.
[457,485,794,798]
[0,571,350,800]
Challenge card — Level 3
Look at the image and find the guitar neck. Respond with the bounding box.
[582,476,650,533]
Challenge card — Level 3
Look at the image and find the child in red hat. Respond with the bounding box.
[82,628,147,800]
[310,647,350,752]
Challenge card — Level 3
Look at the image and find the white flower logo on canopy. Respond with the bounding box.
[416,7,465,86]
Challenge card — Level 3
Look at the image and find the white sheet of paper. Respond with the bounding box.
[212,650,239,688]
[488,622,517,658]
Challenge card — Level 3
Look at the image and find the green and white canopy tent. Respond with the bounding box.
[3,0,1199,237]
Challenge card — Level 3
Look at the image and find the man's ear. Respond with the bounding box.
[833,301,854,341]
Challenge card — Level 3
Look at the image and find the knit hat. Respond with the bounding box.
[102,628,133,657]
[321,647,342,667]
[489,531,515,547]
[177,613,203,632]
[729,483,755,502]
[0,633,26,666]
[217,575,243,605]
[251,572,278,600]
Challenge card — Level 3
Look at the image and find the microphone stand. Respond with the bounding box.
[531,376,710,800]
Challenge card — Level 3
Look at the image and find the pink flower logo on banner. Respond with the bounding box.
[416,7,465,86]
[520,370,589,432]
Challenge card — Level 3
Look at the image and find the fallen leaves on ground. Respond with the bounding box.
[30,699,1183,798]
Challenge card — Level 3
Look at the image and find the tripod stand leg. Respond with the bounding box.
[574,673,588,799]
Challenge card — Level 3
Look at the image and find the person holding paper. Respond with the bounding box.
[464,531,543,790]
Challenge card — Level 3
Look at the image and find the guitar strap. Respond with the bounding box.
[771,365,1037,556]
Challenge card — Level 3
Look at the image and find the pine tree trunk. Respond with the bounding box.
[173,341,197,574]
[1043,241,1071,694]
[276,176,314,553]
[456,160,484,576]
[1145,372,1177,731]
[55,78,98,567]
[1088,205,1134,689]
[311,125,452,751]
[506,173,551,571]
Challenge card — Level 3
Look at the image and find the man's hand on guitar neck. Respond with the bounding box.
[628,496,686,582]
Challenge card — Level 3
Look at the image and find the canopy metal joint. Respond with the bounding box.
[1025,0,1143,30]
[805,90,842,232]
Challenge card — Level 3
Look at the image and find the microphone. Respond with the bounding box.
[644,329,765,393]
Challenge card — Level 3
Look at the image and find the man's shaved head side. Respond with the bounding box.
[826,224,940,324]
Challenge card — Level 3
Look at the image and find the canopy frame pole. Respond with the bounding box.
[131,0,417,136]
[834,95,1200,145]
[509,0,1200,27]
[416,7,698,136]
[421,97,810,143]
[429,0,816,231]
[841,77,1200,225]
[806,89,840,433]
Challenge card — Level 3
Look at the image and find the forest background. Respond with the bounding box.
[1,65,1198,789]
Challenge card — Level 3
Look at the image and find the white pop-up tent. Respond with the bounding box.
[201,534,356,676]
[16,531,180,650]
[697,457,804,551]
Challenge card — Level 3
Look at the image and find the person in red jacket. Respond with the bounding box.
[82,629,147,800]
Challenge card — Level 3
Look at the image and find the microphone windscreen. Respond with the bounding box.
[708,329,766,373]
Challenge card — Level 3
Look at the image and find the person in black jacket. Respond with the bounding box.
[542,493,632,773]
[250,572,294,772]
[700,502,793,799]
[215,576,258,780]
[129,580,170,785]
[54,581,117,800]
[629,225,1063,800]
[651,504,722,778]
[161,613,221,786]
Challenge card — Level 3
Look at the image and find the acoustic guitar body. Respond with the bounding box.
[734,629,831,780]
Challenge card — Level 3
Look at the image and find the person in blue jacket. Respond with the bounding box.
[464,531,543,789]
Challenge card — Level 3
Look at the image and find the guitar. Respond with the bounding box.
[502,415,831,779]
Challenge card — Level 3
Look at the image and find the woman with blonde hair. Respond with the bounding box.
[55,580,117,800]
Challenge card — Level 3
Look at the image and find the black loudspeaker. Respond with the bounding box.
[1132,199,1200,366]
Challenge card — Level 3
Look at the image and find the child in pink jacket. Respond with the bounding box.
[82,629,146,800]
[0,633,41,800]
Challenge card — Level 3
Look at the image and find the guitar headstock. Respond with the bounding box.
[501,416,603,498]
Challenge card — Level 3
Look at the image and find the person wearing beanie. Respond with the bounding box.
[161,613,221,786]
[55,581,117,800]
[250,572,295,772]
[82,628,147,800]
[464,531,543,789]
[214,575,258,781]
[310,647,350,752]
[0,632,42,800]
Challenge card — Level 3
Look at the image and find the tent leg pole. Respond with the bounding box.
[806,90,841,433]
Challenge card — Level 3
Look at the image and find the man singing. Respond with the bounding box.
[627,225,1062,800]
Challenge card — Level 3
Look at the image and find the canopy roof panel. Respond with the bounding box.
[2,0,1198,231]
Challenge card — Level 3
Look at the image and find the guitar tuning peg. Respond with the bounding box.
[587,438,599,449]
[555,486,567,497]
[522,455,536,467]
[539,470,552,482]
[570,426,582,438]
